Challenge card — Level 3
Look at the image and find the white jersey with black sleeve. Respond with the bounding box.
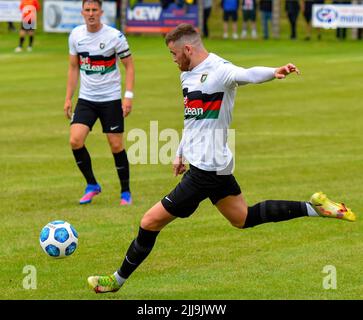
[68,24,131,102]
[177,53,276,172]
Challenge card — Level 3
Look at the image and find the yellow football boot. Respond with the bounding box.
[310,192,356,222]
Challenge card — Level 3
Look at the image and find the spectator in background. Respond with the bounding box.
[222,0,239,39]
[160,0,174,9]
[285,0,300,39]
[203,0,213,38]
[358,0,363,40]
[302,0,325,41]
[8,22,16,32]
[14,0,41,52]
[241,0,257,39]
[259,0,272,39]
[333,0,348,40]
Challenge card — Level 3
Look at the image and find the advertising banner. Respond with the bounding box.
[125,3,199,34]
[43,0,116,33]
[0,1,21,22]
[312,4,363,28]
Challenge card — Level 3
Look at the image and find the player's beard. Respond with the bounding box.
[178,53,191,72]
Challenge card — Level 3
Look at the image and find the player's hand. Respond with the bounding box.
[173,156,186,177]
[274,63,300,79]
[64,99,73,119]
[122,98,132,117]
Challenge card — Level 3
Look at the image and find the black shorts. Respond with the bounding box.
[304,0,324,23]
[304,3,313,22]
[242,10,257,21]
[71,98,124,133]
[223,10,238,22]
[161,164,242,218]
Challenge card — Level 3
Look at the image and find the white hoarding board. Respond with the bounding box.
[44,0,116,33]
[0,1,21,22]
[313,4,363,29]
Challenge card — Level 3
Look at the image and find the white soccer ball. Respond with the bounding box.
[39,220,78,258]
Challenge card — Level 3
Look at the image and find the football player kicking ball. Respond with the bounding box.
[88,24,356,293]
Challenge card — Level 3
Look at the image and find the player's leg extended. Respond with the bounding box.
[118,202,175,277]
[88,202,176,293]
[88,167,208,293]
[106,133,131,205]
[217,193,356,229]
[70,124,101,204]
[217,194,310,228]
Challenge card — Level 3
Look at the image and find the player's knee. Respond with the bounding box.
[230,219,245,229]
[140,211,169,231]
[140,215,159,231]
[69,136,84,149]
[108,138,124,153]
[110,143,123,153]
[140,217,157,230]
[226,209,247,229]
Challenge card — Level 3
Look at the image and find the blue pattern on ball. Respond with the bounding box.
[51,220,65,225]
[40,227,50,242]
[65,242,77,256]
[45,244,60,257]
[70,225,78,238]
[54,227,69,243]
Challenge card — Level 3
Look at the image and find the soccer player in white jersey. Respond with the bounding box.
[64,0,134,205]
[87,24,356,293]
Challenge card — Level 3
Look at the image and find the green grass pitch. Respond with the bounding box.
[0,29,362,300]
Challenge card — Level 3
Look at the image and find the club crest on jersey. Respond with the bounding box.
[100,43,105,49]
[200,74,208,83]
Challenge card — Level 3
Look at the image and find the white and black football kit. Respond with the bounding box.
[69,24,131,133]
[112,53,352,287]
[161,53,276,217]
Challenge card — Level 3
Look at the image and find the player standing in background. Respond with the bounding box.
[87,24,356,293]
[14,0,40,52]
[222,0,239,39]
[285,0,300,40]
[259,0,272,40]
[302,0,325,41]
[241,0,258,39]
[64,0,135,205]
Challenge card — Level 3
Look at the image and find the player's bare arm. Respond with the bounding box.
[274,63,300,79]
[173,156,186,177]
[121,55,135,118]
[64,54,79,119]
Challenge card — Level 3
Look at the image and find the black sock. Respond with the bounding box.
[29,36,33,47]
[117,227,160,279]
[244,200,308,228]
[72,146,97,185]
[113,150,130,193]
[19,37,25,47]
